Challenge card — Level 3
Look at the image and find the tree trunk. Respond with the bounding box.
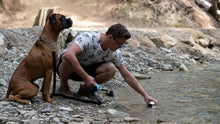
[33,7,59,27]
[208,0,220,21]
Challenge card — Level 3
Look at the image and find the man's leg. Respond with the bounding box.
[58,59,73,95]
[95,62,116,84]
[78,62,116,96]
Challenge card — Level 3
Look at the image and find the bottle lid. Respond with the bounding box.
[96,84,100,91]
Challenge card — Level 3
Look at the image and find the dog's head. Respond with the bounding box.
[47,13,73,31]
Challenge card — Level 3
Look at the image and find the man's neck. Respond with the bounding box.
[100,34,108,51]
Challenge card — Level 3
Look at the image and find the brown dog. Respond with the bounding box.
[6,13,72,104]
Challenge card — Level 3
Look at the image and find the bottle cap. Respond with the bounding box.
[95,84,100,91]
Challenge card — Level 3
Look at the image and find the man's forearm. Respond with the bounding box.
[125,75,149,98]
[64,54,89,80]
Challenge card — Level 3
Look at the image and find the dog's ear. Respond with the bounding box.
[47,14,57,24]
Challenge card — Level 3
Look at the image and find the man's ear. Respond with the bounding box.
[108,35,114,40]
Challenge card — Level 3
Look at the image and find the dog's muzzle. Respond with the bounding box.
[62,18,73,29]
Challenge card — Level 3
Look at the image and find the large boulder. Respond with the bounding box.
[147,32,178,48]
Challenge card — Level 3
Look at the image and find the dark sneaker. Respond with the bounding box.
[78,84,93,98]
[58,86,73,97]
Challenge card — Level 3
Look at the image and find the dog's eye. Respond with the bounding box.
[60,15,66,21]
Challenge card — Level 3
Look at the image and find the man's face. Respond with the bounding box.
[108,36,127,51]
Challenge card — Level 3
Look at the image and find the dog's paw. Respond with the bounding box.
[26,100,32,104]
[9,97,31,104]
[47,98,54,103]
[22,99,31,104]
[43,94,54,103]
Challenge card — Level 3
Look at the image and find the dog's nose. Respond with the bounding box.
[67,18,73,26]
[62,18,72,28]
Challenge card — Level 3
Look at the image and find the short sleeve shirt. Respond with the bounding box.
[64,31,124,66]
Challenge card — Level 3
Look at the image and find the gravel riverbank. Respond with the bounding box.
[0,27,220,123]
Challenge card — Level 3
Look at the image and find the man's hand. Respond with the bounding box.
[84,75,97,88]
[144,95,158,105]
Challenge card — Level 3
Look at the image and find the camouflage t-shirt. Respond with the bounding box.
[63,31,124,66]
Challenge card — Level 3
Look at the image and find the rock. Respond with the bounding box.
[135,34,156,48]
[22,119,40,124]
[132,72,151,79]
[0,32,6,54]
[105,90,114,97]
[72,118,83,122]
[107,109,130,118]
[123,117,140,122]
[6,122,19,124]
[196,38,209,48]
[58,106,73,111]
[52,117,60,123]
[160,28,196,47]
[0,79,7,86]
[148,32,178,48]
[57,28,78,50]
[160,47,172,53]
[128,40,140,48]
[41,109,51,113]
[181,36,196,47]
[111,118,122,123]
[179,64,189,71]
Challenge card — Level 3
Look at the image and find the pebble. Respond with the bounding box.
[124,117,141,122]
[58,106,73,111]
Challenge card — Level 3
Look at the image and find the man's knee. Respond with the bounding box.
[97,62,116,77]
[107,63,116,77]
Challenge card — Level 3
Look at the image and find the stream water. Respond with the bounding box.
[114,62,220,123]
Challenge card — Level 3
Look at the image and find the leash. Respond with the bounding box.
[51,51,56,97]
[50,51,102,105]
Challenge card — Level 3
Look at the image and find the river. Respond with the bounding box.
[114,62,220,123]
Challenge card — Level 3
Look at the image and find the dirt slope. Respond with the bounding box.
[0,0,219,29]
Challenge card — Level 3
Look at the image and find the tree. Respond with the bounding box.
[208,0,220,21]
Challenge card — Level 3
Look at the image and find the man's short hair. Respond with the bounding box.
[106,23,131,40]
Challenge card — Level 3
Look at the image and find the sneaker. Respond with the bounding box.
[77,84,93,98]
[58,86,73,96]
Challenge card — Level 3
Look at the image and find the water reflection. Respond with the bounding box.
[114,62,220,123]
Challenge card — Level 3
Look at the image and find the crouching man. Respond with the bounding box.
[57,23,158,104]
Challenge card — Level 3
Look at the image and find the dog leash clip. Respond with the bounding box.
[35,38,40,46]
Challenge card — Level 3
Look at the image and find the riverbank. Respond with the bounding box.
[0,27,220,123]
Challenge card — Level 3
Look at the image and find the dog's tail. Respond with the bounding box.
[6,89,11,99]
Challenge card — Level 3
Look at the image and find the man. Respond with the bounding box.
[57,23,158,104]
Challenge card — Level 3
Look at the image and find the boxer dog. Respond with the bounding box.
[6,13,72,104]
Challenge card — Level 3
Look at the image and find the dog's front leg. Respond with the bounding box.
[42,69,54,103]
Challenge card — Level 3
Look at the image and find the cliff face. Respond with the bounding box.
[0,0,219,29]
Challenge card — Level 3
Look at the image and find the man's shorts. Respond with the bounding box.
[57,53,105,81]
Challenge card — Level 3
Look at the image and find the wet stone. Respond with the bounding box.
[123,117,141,122]
[107,109,130,118]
